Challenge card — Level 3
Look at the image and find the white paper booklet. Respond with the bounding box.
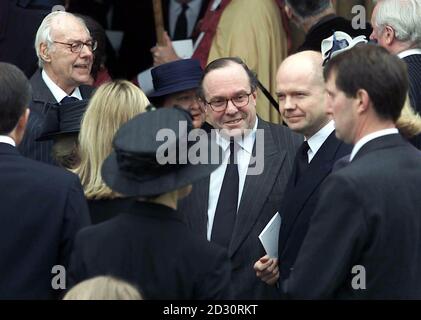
[258,212,282,258]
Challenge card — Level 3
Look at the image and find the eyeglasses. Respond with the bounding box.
[52,40,98,53]
[205,92,253,112]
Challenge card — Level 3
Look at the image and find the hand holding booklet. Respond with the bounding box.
[258,212,282,258]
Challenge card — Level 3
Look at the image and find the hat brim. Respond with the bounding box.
[101,141,223,197]
[148,82,200,98]
[36,130,79,141]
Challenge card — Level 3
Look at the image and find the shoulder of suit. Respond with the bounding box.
[18,155,80,186]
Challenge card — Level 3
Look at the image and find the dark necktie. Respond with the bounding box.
[173,3,189,40]
[295,141,310,184]
[211,139,239,249]
[60,96,79,105]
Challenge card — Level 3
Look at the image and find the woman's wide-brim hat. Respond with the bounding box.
[148,58,203,98]
[101,107,222,197]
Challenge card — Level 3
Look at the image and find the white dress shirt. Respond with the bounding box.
[397,48,421,59]
[305,120,335,163]
[41,70,82,103]
[0,135,16,147]
[169,0,203,39]
[206,118,259,240]
[350,128,399,161]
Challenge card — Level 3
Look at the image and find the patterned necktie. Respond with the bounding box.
[173,3,189,40]
[211,139,239,249]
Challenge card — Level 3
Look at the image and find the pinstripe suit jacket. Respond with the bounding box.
[179,118,302,299]
[403,54,421,114]
[18,69,93,164]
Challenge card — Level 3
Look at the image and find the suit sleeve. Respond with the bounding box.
[280,173,369,299]
[58,175,91,271]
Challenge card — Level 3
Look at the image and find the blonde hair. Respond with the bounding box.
[63,276,142,300]
[73,80,149,199]
[396,97,421,139]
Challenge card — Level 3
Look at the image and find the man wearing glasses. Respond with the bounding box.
[179,57,302,299]
[19,11,95,165]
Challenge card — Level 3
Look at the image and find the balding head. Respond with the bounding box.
[276,51,330,138]
[278,51,324,87]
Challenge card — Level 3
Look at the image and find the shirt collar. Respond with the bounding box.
[306,120,335,156]
[41,69,82,103]
[397,48,421,59]
[215,117,258,155]
[0,135,16,147]
[350,128,399,161]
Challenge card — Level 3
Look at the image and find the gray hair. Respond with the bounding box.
[374,0,421,46]
[34,11,90,68]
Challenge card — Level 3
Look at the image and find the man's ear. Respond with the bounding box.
[383,25,396,46]
[40,42,52,63]
[356,89,370,114]
[14,108,30,145]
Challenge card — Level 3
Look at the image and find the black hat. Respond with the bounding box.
[36,99,88,141]
[149,58,203,98]
[101,107,222,197]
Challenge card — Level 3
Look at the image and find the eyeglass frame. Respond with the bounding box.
[52,40,98,53]
[203,91,254,112]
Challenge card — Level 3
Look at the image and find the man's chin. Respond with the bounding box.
[219,127,246,138]
[73,74,92,86]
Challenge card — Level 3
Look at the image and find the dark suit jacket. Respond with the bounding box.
[18,70,93,165]
[0,142,90,299]
[298,15,372,52]
[403,54,421,114]
[88,198,132,225]
[281,134,421,299]
[68,201,232,300]
[0,1,50,78]
[179,118,303,299]
[277,132,352,280]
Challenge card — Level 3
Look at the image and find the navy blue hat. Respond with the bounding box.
[36,99,88,141]
[149,58,203,98]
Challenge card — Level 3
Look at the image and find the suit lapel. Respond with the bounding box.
[278,132,344,255]
[229,120,286,257]
[30,70,57,113]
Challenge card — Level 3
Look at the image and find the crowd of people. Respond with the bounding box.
[1,0,421,300]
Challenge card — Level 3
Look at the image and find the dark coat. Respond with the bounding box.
[68,201,232,300]
[179,118,303,299]
[18,70,93,165]
[277,132,352,279]
[0,1,50,78]
[403,54,421,114]
[116,0,209,79]
[281,134,421,299]
[0,143,90,299]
